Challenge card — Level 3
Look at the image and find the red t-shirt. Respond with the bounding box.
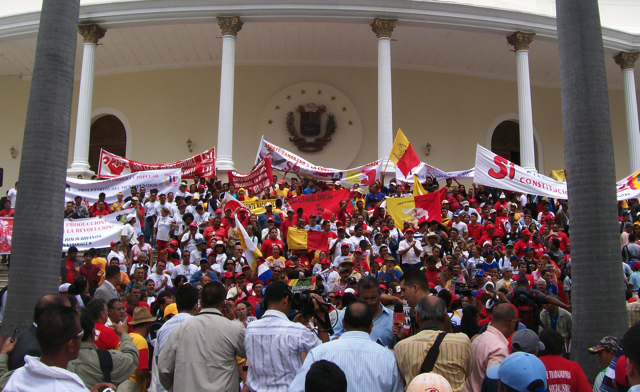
[298,256,312,271]
[126,313,133,333]
[551,232,570,253]
[94,322,120,350]
[539,355,590,392]
[260,239,285,260]
[280,218,297,239]
[468,223,484,244]
[424,268,438,287]
[513,239,532,258]
[0,209,14,217]
[65,259,76,284]
[513,273,534,289]
[245,295,260,316]
[532,243,546,260]
[93,208,110,218]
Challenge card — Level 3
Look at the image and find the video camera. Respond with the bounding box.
[290,290,334,335]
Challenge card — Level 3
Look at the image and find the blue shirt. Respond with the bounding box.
[546,283,559,296]
[378,270,403,284]
[288,331,404,392]
[480,261,500,272]
[630,271,640,291]
[189,270,219,286]
[365,191,385,208]
[331,304,397,349]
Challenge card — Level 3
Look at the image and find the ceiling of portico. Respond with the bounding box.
[0,20,633,89]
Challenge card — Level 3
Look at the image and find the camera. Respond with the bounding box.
[291,291,333,334]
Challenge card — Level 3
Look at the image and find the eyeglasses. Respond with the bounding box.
[360,297,379,304]
[72,330,84,340]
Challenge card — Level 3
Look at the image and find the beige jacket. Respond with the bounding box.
[158,308,246,392]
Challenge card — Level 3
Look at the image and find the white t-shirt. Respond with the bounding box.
[398,239,423,265]
[155,202,172,217]
[7,188,16,208]
[330,238,354,259]
[144,201,159,219]
[148,272,173,294]
[172,213,185,236]
[107,250,127,271]
[175,190,192,199]
[120,224,136,245]
[388,227,403,243]
[194,212,211,228]
[181,232,204,254]
[451,221,468,237]
[171,264,199,281]
[190,249,204,266]
[154,215,173,242]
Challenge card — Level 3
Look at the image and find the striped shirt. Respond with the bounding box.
[394,328,473,392]
[288,331,405,392]
[245,310,322,392]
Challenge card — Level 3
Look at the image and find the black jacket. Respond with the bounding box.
[8,324,40,370]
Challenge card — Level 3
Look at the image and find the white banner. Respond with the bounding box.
[474,144,569,199]
[65,169,181,206]
[63,209,134,251]
[616,170,640,200]
[255,138,383,185]
[395,162,475,183]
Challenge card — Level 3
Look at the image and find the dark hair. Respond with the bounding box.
[343,301,373,332]
[127,295,140,305]
[86,299,107,321]
[201,282,227,308]
[68,246,78,254]
[263,281,291,309]
[538,328,564,356]
[624,321,640,370]
[551,238,560,248]
[68,277,88,296]
[107,298,122,310]
[630,234,637,242]
[36,307,80,355]
[151,290,173,317]
[356,276,379,294]
[341,293,358,308]
[105,265,120,280]
[460,304,480,339]
[79,307,95,342]
[305,360,348,392]
[400,270,430,292]
[437,289,452,307]
[33,294,70,324]
[175,285,199,312]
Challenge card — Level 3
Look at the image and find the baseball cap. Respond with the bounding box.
[476,270,485,277]
[354,249,363,254]
[405,228,415,234]
[170,239,179,246]
[483,241,492,247]
[522,229,532,236]
[278,180,286,185]
[347,277,358,285]
[510,255,522,262]
[381,227,390,232]
[215,209,222,214]
[110,241,120,247]
[320,258,331,265]
[505,243,514,248]
[189,222,197,227]
[486,352,547,392]
[588,336,621,354]
[222,272,234,279]
[486,224,495,229]
[441,200,449,204]
[340,243,350,248]
[334,180,341,186]
[633,261,640,270]
[285,261,296,268]
[524,246,534,252]
[490,209,497,214]
[164,303,178,318]
[235,272,246,278]
[265,202,273,207]
[137,232,144,237]
[511,329,545,354]
[615,355,630,387]
[407,373,452,392]
[58,283,71,294]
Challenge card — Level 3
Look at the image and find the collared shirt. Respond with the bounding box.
[331,304,397,349]
[5,356,88,392]
[399,240,423,265]
[154,313,193,392]
[245,310,322,392]
[628,301,640,327]
[465,325,510,392]
[288,331,405,392]
[394,327,473,392]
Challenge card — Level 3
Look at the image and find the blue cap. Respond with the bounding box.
[524,246,534,252]
[475,270,485,277]
[486,352,547,392]
[137,232,144,237]
[510,255,522,261]
[471,290,478,296]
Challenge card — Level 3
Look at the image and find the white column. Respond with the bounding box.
[216,16,243,173]
[507,32,537,172]
[68,25,106,178]
[371,18,397,167]
[615,52,640,174]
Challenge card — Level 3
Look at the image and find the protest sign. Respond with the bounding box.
[385,188,446,228]
[287,227,308,250]
[0,218,12,255]
[395,162,474,183]
[221,193,278,216]
[616,170,640,200]
[98,148,215,179]
[286,189,352,218]
[287,279,316,293]
[228,158,274,194]
[65,169,181,206]
[62,209,134,251]
[255,138,383,185]
[474,145,569,199]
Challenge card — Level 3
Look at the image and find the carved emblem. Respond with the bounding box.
[286,103,337,153]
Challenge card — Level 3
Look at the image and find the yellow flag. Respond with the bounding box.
[388,129,410,164]
[550,170,567,182]
[413,174,428,196]
[287,227,308,250]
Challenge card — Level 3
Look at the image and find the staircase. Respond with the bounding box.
[0,263,7,289]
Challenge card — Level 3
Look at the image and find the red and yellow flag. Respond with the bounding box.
[389,129,420,177]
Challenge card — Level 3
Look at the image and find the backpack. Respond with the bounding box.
[512,289,539,330]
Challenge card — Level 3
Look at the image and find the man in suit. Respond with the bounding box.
[93,266,122,303]
[9,294,71,370]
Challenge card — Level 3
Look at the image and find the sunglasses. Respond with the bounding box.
[72,330,84,340]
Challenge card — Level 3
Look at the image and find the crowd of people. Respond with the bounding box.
[1,172,640,392]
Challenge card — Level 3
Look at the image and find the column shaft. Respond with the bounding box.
[516,49,536,172]
[69,42,97,174]
[216,35,237,171]
[623,68,640,173]
[378,37,393,162]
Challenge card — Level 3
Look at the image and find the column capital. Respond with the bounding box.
[78,24,106,44]
[371,18,397,39]
[506,31,536,51]
[217,16,243,37]
[614,52,640,70]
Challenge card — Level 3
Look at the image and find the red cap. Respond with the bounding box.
[278,180,286,185]
[222,272,234,279]
[285,261,296,267]
[615,355,630,387]
[486,224,495,229]
[335,291,344,297]
[170,240,179,246]
[354,249,363,254]
[405,228,415,234]
[320,258,331,264]
[235,272,246,278]
[254,280,265,286]
[475,290,486,299]
[189,222,198,227]
[242,264,251,270]
[335,220,344,226]
[522,229,532,236]
[216,209,222,214]
[379,284,387,291]
[382,227,390,232]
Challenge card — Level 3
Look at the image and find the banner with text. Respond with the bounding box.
[255,138,383,186]
[0,218,12,255]
[63,209,134,251]
[65,169,181,206]
[395,162,475,183]
[98,148,215,179]
[221,194,278,216]
[474,145,569,199]
[228,158,274,194]
[616,170,640,200]
[286,189,353,218]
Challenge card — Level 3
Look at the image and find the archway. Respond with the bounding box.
[89,115,127,173]
[489,119,541,172]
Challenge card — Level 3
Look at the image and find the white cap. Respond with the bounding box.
[344,288,356,294]
[58,283,71,293]
[500,192,506,198]
[407,374,453,392]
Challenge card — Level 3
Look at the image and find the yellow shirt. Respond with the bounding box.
[128,332,149,390]
[91,257,107,273]
[275,187,290,197]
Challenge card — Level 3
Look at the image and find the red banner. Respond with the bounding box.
[97,148,215,179]
[286,189,353,217]
[307,230,329,252]
[228,158,274,194]
[0,217,12,255]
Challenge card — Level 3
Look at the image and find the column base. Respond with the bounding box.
[216,158,236,173]
[67,164,95,180]
[521,165,538,174]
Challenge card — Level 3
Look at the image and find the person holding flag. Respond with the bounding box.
[388,129,421,177]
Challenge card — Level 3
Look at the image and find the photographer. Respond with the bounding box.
[245,281,329,392]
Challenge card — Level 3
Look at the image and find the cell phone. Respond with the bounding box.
[11,327,18,342]
[546,264,553,269]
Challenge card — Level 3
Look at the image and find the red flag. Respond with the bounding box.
[307,230,330,252]
[395,144,420,177]
[414,187,447,222]
[389,129,421,177]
